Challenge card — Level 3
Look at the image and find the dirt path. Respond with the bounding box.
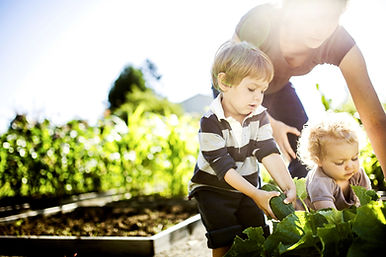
[154,222,211,257]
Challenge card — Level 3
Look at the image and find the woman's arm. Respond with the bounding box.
[339,45,386,176]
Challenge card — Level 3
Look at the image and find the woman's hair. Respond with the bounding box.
[297,112,364,169]
[211,41,274,91]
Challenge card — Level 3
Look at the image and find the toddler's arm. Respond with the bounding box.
[261,153,296,204]
[313,200,336,210]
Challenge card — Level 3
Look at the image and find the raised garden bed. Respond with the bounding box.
[0,194,201,257]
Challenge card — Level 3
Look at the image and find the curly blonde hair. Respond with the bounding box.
[297,112,364,169]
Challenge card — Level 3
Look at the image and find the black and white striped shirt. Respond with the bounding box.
[188,94,280,196]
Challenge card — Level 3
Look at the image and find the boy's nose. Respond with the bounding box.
[254,92,263,101]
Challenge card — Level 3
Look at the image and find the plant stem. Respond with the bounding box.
[300,198,309,213]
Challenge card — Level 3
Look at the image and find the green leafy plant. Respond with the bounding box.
[0,111,199,199]
[225,180,384,257]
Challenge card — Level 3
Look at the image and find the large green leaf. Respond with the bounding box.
[351,185,379,206]
[264,213,304,256]
[318,208,344,225]
[347,201,386,257]
[224,227,265,257]
[351,201,386,240]
[293,177,308,200]
[264,211,327,256]
[317,222,353,257]
[280,211,328,255]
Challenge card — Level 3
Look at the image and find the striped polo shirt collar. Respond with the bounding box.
[209,93,266,123]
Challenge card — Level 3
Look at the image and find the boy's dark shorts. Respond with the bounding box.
[193,188,270,249]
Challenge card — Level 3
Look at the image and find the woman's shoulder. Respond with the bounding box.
[318,26,356,66]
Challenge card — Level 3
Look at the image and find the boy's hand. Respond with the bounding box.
[251,189,281,220]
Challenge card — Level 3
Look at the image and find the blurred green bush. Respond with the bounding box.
[0,109,199,199]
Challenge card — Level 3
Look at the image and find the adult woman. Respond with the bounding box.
[230,0,386,178]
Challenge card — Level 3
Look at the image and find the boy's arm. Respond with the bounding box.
[198,116,237,180]
[261,153,297,204]
[224,168,280,219]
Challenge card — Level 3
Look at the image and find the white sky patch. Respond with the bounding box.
[0,0,384,132]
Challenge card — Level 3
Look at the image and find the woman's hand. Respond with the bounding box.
[269,116,300,161]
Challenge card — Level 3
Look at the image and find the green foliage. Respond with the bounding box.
[225,187,385,257]
[225,227,265,257]
[0,111,199,199]
[316,84,332,111]
[360,142,386,191]
[351,185,380,206]
[113,88,183,123]
[294,177,309,212]
[107,63,183,122]
[294,177,307,201]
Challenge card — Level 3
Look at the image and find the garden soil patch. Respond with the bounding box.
[0,195,198,237]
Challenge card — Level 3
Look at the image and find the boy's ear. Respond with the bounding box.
[217,73,230,92]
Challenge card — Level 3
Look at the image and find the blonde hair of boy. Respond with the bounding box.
[211,41,274,91]
[297,112,365,169]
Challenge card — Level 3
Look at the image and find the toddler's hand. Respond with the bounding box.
[283,186,297,205]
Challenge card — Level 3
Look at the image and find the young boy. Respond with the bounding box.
[188,41,296,257]
[297,112,371,211]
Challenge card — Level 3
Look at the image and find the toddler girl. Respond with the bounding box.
[297,112,371,210]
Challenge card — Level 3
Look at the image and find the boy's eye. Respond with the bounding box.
[352,156,359,161]
[248,88,255,92]
[334,161,344,166]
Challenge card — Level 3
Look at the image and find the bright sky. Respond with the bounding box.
[0,0,385,132]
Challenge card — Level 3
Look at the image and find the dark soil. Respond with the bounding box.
[0,195,198,237]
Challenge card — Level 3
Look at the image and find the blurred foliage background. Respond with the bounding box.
[0,63,384,202]
[0,60,198,200]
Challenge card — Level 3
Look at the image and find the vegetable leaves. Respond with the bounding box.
[225,185,385,257]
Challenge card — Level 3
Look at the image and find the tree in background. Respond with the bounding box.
[108,65,146,111]
[107,60,183,123]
